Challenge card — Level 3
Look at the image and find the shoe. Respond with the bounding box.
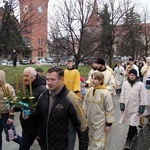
[123,148,129,150]
[124,138,131,149]
[138,124,143,131]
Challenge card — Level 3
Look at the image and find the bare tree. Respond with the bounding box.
[48,0,145,68]
[48,0,98,68]
[140,4,150,59]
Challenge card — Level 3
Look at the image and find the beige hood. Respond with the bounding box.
[0,70,6,85]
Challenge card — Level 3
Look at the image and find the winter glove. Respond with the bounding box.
[22,109,31,119]
[120,103,125,111]
[138,105,146,114]
[6,103,11,110]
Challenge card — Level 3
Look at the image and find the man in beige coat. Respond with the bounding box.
[86,57,117,95]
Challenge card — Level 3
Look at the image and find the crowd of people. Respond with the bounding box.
[0,56,150,150]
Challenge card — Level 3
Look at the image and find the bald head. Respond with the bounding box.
[23,67,37,85]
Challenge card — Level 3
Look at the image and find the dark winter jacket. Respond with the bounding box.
[11,52,18,60]
[20,74,47,135]
[36,85,89,150]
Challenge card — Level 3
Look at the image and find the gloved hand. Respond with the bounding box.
[22,109,31,119]
[6,102,11,110]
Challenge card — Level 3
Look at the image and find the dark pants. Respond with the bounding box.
[0,116,21,150]
[127,125,138,140]
[19,131,41,150]
[13,59,17,67]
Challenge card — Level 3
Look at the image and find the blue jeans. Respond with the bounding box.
[19,131,41,150]
[0,116,22,150]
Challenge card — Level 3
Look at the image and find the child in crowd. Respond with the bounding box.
[80,76,86,101]
[83,72,115,150]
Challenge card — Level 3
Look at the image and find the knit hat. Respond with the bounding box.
[129,69,137,76]
[146,77,150,85]
[95,57,105,65]
[129,58,134,61]
[80,76,85,82]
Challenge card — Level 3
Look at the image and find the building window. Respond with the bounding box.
[38,39,43,45]
[38,39,40,45]
[38,51,40,57]
[41,51,43,57]
[41,39,43,45]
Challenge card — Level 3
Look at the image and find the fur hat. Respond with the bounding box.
[95,57,105,65]
[129,69,137,76]
[146,77,150,85]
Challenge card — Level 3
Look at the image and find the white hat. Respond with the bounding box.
[146,57,150,62]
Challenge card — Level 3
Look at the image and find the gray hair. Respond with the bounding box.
[24,67,37,76]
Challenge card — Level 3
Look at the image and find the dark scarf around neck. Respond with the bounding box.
[127,77,139,87]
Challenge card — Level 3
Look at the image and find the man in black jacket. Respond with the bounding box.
[19,67,47,150]
[11,50,18,68]
[29,67,89,150]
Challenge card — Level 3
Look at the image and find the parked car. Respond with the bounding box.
[36,59,52,66]
[46,57,54,63]
[0,59,8,66]
[20,59,30,65]
[7,60,13,66]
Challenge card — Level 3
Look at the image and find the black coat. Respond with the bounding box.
[20,74,47,135]
[35,86,89,150]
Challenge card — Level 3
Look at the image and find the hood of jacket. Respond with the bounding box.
[0,70,6,86]
[26,74,46,90]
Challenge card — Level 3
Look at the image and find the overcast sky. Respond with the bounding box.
[0,0,149,21]
[0,0,149,13]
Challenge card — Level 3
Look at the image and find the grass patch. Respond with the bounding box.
[0,65,90,85]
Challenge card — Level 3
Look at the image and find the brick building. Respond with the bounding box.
[19,0,49,61]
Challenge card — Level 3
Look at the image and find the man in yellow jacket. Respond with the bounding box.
[63,58,81,98]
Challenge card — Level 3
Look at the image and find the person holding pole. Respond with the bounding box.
[0,70,21,150]
[19,67,47,150]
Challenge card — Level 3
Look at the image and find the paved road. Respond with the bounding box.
[2,93,149,150]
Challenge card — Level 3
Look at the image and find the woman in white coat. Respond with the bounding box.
[119,69,147,149]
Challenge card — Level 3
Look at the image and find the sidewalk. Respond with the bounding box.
[2,94,149,150]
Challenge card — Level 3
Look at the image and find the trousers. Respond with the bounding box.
[0,116,21,150]
[19,130,41,150]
